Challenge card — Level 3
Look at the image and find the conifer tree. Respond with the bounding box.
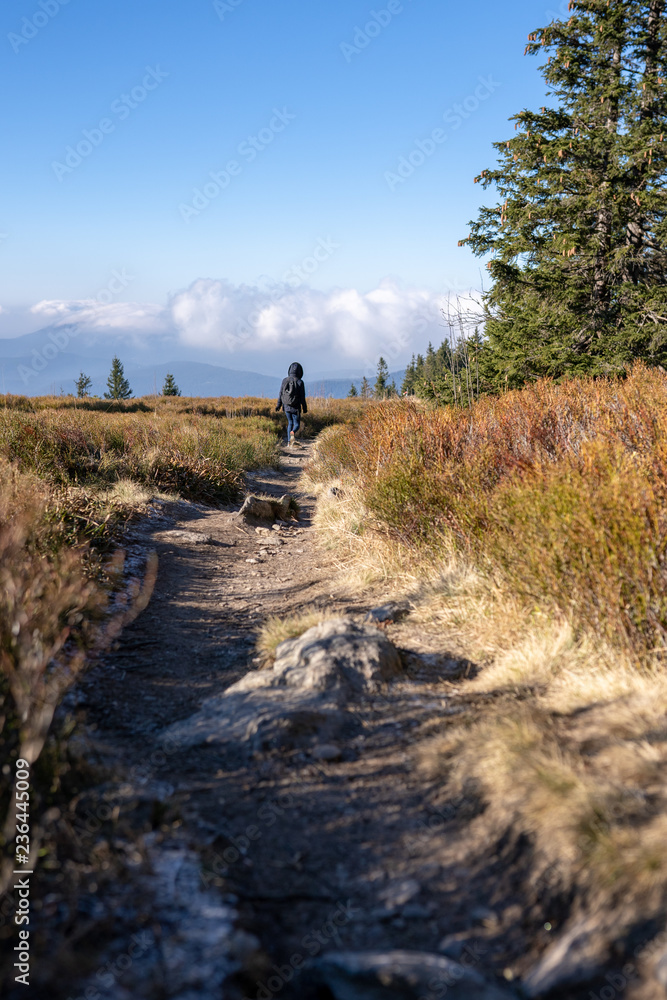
[104,357,132,400]
[401,355,418,394]
[359,375,372,399]
[462,0,667,387]
[374,357,389,398]
[162,373,181,396]
[74,372,92,398]
[347,382,359,397]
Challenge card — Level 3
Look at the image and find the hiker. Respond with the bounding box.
[276,361,307,447]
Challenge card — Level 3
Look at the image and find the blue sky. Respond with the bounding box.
[0,0,563,371]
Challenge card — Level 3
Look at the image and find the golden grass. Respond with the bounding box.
[255,610,337,666]
[305,366,667,923]
[307,363,667,656]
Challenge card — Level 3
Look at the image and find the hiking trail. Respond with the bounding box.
[63,440,544,1000]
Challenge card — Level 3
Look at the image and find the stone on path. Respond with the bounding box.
[161,618,403,755]
[311,743,342,761]
[238,493,296,523]
[365,602,410,625]
[522,911,616,997]
[158,529,216,545]
[305,950,515,1000]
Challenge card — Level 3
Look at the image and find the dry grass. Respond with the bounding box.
[308,362,667,656]
[306,364,667,929]
[255,610,337,667]
[0,463,104,892]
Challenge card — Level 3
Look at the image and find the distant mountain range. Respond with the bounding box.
[0,326,404,399]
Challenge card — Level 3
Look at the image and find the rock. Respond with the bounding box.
[653,943,667,988]
[245,558,258,564]
[522,912,616,997]
[439,933,477,961]
[254,527,270,535]
[273,618,402,692]
[365,602,410,625]
[158,530,215,545]
[379,879,421,910]
[305,950,514,1000]
[238,493,297,523]
[311,743,342,761]
[161,618,403,754]
[471,906,500,928]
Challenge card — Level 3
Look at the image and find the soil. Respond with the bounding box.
[31,440,615,1000]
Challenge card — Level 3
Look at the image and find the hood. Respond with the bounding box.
[288,362,303,379]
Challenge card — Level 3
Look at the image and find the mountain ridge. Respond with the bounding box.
[0,327,404,398]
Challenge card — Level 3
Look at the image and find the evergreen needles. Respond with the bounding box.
[462,0,667,386]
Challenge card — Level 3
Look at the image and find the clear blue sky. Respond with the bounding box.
[0,0,558,357]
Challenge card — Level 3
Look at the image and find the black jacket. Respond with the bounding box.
[276,362,307,414]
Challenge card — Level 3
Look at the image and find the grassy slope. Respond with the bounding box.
[305,363,667,968]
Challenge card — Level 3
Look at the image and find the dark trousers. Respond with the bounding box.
[286,411,300,442]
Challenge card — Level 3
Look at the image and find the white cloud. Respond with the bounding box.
[168,278,475,366]
[30,299,166,333]
[22,281,484,372]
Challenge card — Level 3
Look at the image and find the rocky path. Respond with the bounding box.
[63,441,546,1000]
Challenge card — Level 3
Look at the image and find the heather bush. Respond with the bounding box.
[310,363,667,655]
[0,464,102,893]
[0,408,278,502]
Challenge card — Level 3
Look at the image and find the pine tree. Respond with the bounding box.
[462,0,667,387]
[347,382,359,397]
[104,356,132,400]
[74,372,92,398]
[374,356,389,398]
[401,354,417,395]
[360,375,372,399]
[423,342,438,382]
[162,373,181,396]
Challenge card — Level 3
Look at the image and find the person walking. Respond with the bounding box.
[276,361,307,447]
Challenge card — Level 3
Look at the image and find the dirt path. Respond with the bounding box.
[66,441,549,1000]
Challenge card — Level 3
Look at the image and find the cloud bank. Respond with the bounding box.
[31,298,166,334]
[24,279,483,371]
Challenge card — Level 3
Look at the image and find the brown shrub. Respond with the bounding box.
[309,363,667,655]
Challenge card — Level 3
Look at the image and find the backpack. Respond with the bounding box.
[282,376,300,408]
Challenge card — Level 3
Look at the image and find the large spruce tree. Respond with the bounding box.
[462,0,667,386]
